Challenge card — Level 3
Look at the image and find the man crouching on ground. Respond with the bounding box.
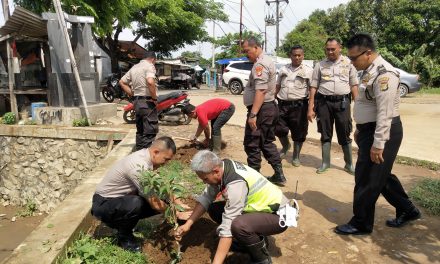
[91,136,192,251]
[174,150,290,264]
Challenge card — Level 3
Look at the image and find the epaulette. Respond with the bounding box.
[377,65,399,77]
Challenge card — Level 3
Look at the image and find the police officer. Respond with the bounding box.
[175,150,290,264]
[119,51,158,150]
[275,45,313,167]
[335,33,421,235]
[242,37,286,186]
[308,38,359,174]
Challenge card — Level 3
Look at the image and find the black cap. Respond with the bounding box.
[182,104,196,115]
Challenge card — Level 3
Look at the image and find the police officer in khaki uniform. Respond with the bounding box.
[275,45,313,167]
[120,51,158,150]
[335,33,420,235]
[308,38,359,174]
[242,37,286,186]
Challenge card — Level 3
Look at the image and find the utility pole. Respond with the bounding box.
[239,0,243,54]
[53,0,92,125]
[211,21,215,69]
[266,0,288,52]
[2,0,18,118]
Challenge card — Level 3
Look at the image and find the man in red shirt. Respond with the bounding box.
[183,99,235,154]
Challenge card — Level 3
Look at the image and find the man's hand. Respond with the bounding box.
[174,223,191,241]
[307,107,315,123]
[189,135,197,143]
[248,116,257,131]
[370,147,384,164]
[176,210,193,221]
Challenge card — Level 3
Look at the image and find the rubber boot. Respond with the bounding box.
[246,238,272,264]
[212,135,222,155]
[117,231,141,252]
[316,142,331,174]
[267,164,286,186]
[342,143,355,175]
[278,136,291,159]
[291,141,303,167]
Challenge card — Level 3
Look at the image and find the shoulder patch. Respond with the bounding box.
[378,76,389,91]
[255,65,264,77]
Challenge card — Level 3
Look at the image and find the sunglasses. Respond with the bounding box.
[348,50,369,61]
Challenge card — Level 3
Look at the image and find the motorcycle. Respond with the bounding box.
[102,74,130,103]
[123,91,192,125]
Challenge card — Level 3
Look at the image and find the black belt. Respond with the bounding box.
[133,96,152,100]
[316,93,349,102]
[356,116,401,130]
[278,98,308,106]
[246,101,275,110]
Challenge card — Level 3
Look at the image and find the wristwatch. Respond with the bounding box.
[249,112,257,118]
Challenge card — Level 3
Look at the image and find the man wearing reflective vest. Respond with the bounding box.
[174,150,290,264]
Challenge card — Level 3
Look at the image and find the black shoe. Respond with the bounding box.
[231,239,246,253]
[117,233,141,252]
[267,164,286,186]
[386,207,421,228]
[334,224,372,235]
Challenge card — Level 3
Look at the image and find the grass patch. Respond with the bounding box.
[396,156,440,171]
[15,199,38,217]
[418,87,440,95]
[163,160,205,197]
[59,233,148,264]
[409,178,440,216]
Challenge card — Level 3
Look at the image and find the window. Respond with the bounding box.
[230,62,253,71]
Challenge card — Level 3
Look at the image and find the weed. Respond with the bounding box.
[16,199,38,217]
[409,178,440,216]
[396,156,440,171]
[24,120,37,125]
[2,112,16,124]
[419,87,440,94]
[59,233,147,264]
[72,118,89,127]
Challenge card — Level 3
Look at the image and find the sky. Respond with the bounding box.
[0,0,351,59]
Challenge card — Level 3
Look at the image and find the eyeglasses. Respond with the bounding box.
[348,50,369,61]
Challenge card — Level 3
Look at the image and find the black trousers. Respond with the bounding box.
[275,99,309,142]
[211,104,235,136]
[134,99,158,151]
[91,194,158,235]
[348,118,414,232]
[315,95,352,145]
[208,201,287,245]
[244,101,281,170]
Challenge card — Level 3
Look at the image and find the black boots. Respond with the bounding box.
[291,141,303,167]
[316,142,331,174]
[267,164,286,186]
[246,237,272,264]
[278,136,291,159]
[342,143,355,175]
[386,207,421,228]
[117,231,141,252]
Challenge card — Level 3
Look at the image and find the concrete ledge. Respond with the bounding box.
[0,125,129,141]
[2,129,136,264]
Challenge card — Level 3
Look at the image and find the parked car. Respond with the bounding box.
[397,68,422,97]
[222,61,253,95]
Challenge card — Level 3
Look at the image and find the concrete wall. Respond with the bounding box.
[0,126,128,213]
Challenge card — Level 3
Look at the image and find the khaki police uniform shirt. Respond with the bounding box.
[311,55,359,95]
[277,63,313,100]
[354,55,400,149]
[243,53,277,106]
[121,60,156,96]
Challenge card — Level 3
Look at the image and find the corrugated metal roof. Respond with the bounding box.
[0,6,47,38]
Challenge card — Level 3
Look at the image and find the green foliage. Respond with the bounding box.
[419,87,440,95]
[16,199,38,217]
[214,30,263,60]
[280,20,327,60]
[24,120,37,125]
[396,156,440,171]
[60,233,147,264]
[72,118,89,127]
[2,112,16,124]
[409,178,440,216]
[180,51,210,67]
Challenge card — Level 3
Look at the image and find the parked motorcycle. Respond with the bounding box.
[102,74,130,103]
[123,91,192,125]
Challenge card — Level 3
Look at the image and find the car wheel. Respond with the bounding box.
[399,83,409,97]
[229,80,243,95]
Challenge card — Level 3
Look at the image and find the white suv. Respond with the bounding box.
[222,61,254,95]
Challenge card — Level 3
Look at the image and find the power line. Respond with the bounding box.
[288,2,299,23]
[243,3,263,33]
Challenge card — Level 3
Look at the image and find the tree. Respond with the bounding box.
[280,20,328,60]
[15,0,228,72]
[213,30,262,60]
[179,51,210,67]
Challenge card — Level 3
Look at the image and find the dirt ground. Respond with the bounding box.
[154,122,440,264]
[0,205,46,262]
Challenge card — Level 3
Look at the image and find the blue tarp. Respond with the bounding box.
[216,57,248,65]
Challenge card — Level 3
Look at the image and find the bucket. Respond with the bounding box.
[31,102,48,120]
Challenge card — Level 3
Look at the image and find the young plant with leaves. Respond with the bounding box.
[138,163,187,263]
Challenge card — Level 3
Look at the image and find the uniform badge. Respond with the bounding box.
[255,65,264,77]
[378,76,389,91]
[362,73,370,84]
